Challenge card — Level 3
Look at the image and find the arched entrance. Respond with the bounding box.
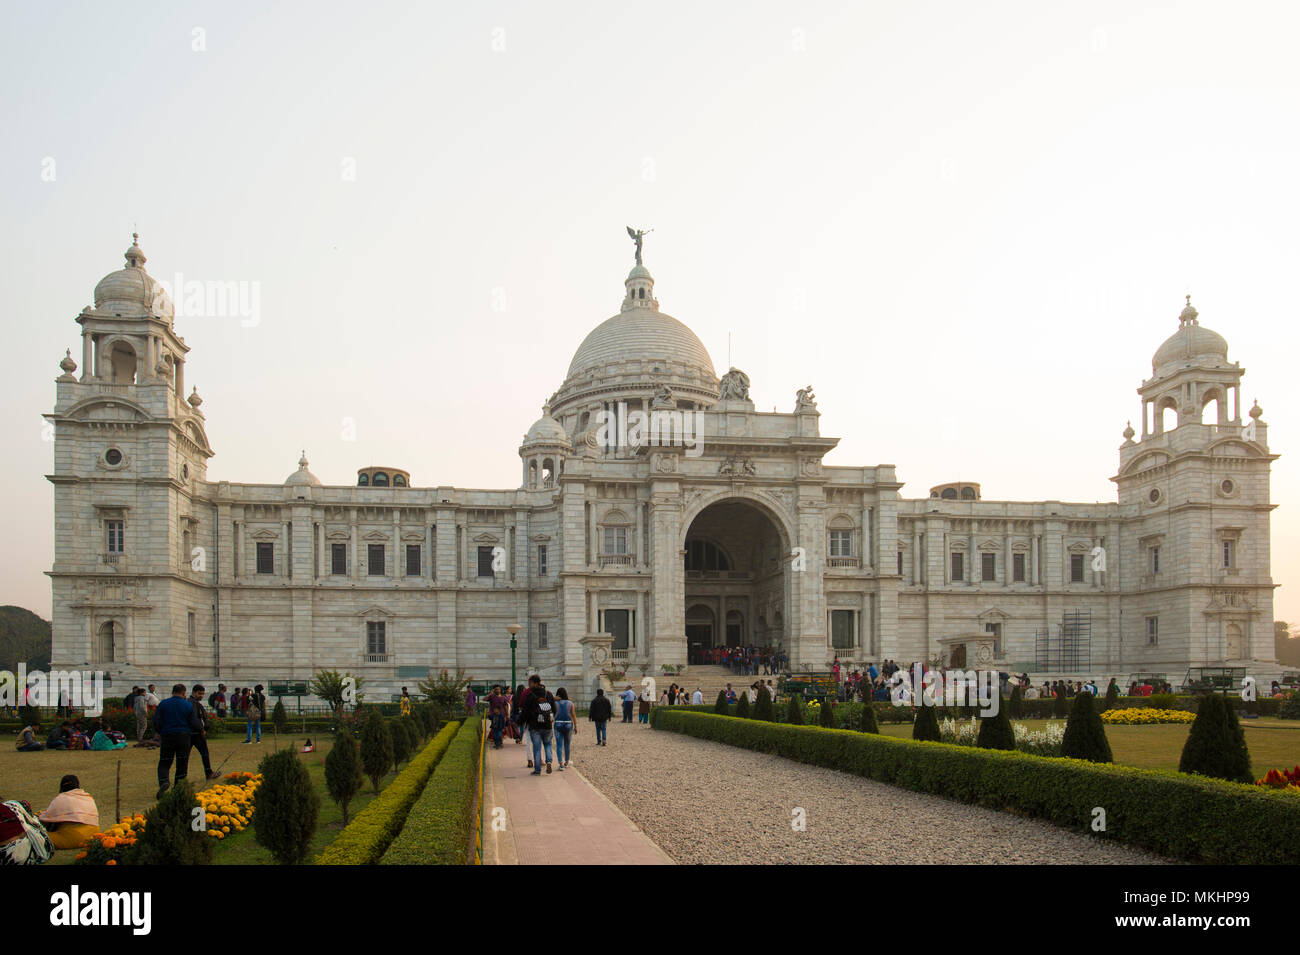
[682,497,790,664]
[96,621,117,663]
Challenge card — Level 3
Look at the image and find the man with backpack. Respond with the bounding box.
[521,675,556,775]
[189,685,221,780]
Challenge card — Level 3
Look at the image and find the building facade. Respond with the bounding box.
[47,237,1281,694]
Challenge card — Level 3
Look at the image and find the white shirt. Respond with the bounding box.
[747,687,757,703]
[144,691,160,707]
[692,690,703,704]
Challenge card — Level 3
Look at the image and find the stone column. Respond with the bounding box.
[636,590,646,656]
[392,509,400,578]
[175,357,185,399]
[350,509,359,581]
[913,527,922,585]
[81,333,93,382]
[425,522,433,580]
[1031,531,1040,585]
[649,481,684,667]
[281,522,290,578]
[635,501,644,567]
[1004,529,1012,588]
[588,501,599,569]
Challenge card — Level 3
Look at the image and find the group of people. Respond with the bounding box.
[15,717,127,752]
[0,773,103,864]
[700,645,789,675]
[483,677,589,774]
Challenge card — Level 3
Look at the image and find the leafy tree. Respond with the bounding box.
[360,708,394,794]
[714,690,729,715]
[859,701,879,733]
[1179,693,1252,783]
[132,782,212,866]
[912,703,941,742]
[734,692,750,719]
[418,668,470,721]
[786,696,804,725]
[754,686,774,721]
[976,703,1016,751]
[253,748,320,864]
[818,698,835,728]
[308,669,365,712]
[271,698,288,734]
[324,729,364,823]
[1060,690,1112,762]
[389,716,412,768]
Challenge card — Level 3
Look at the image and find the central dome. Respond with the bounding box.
[1152,298,1228,376]
[93,234,174,321]
[566,310,715,380]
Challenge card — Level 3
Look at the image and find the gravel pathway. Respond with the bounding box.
[572,720,1167,864]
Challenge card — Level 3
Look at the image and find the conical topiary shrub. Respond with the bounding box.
[1103,680,1120,712]
[912,703,941,742]
[325,728,364,823]
[253,747,320,865]
[132,781,213,866]
[714,690,729,715]
[734,692,750,719]
[1052,690,1068,719]
[271,698,288,734]
[859,700,879,733]
[1179,693,1252,783]
[976,703,1016,750]
[754,686,774,722]
[360,708,394,794]
[818,698,835,728]
[786,696,804,725]
[389,716,412,768]
[1060,690,1112,762]
[1007,684,1023,719]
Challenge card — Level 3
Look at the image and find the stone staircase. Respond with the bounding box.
[643,664,775,701]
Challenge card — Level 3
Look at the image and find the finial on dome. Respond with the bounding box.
[188,387,203,409]
[1249,399,1263,420]
[1122,421,1135,441]
[299,450,309,468]
[124,233,147,269]
[1178,294,1198,327]
[58,348,78,381]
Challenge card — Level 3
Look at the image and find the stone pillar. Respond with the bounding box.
[350,509,359,581]
[1003,529,1012,588]
[81,333,93,382]
[392,509,400,577]
[175,357,184,399]
[635,501,644,567]
[281,522,290,578]
[425,522,434,580]
[1031,531,1040,585]
[588,500,599,569]
[649,480,684,667]
[636,590,646,656]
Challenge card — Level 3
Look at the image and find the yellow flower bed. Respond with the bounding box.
[196,772,262,840]
[1100,707,1195,725]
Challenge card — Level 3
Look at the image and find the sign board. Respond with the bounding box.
[269,681,308,696]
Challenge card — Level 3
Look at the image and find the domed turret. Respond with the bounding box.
[519,404,570,489]
[284,452,322,487]
[1152,296,1228,377]
[93,234,174,321]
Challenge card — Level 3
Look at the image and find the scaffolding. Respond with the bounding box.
[1034,609,1092,671]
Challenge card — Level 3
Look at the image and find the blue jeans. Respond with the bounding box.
[245,718,261,742]
[554,723,572,762]
[529,727,553,771]
[621,700,633,722]
[594,720,607,743]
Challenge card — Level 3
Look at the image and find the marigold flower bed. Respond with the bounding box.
[74,772,261,865]
[1099,707,1195,725]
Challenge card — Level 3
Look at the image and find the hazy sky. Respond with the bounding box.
[3,1,1296,623]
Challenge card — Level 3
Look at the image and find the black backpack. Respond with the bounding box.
[530,692,554,729]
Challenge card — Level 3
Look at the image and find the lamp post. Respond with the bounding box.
[507,624,522,690]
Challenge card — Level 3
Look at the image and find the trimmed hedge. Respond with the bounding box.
[380,716,483,866]
[316,721,461,865]
[651,710,1300,864]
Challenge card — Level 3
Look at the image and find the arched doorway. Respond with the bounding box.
[683,497,790,663]
[1225,623,1243,659]
[96,621,117,663]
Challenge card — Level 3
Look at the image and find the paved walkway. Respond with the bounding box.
[482,730,673,865]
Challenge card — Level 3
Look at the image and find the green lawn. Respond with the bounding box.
[878,718,1300,775]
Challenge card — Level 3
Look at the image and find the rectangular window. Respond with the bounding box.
[1070,553,1085,583]
[366,620,386,656]
[1151,546,1160,574]
[603,526,628,555]
[477,545,496,578]
[187,611,196,647]
[331,543,346,575]
[829,530,853,557]
[256,542,274,575]
[1013,553,1026,582]
[538,544,548,577]
[897,551,904,576]
[1222,539,1235,569]
[830,609,855,650]
[368,544,385,576]
[950,552,964,582]
[981,552,996,582]
[538,622,549,650]
[106,520,124,555]
[1145,616,1159,647]
[405,544,421,577]
[984,621,1002,657]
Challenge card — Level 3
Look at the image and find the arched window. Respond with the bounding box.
[960,486,976,500]
[96,621,116,662]
[372,472,389,487]
[393,474,407,487]
[357,473,369,486]
[941,487,958,500]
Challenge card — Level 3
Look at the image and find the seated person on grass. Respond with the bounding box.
[90,718,127,751]
[38,774,101,850]
[16,723,44,751]
[46,722,74,751]
[69,720,92,750]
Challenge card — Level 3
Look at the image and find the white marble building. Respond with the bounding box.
[46,236,1281,694]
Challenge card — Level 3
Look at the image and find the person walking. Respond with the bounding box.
[154,683,201,799]
[620,684,636,723]
[588,688,612,746]
[638,684,653,725]
[132,686,149,744]
[521,676,556,775]
[487,685,508,749]
[243,684,265,744]
[189,685,221,780]
[553,688,575,769]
